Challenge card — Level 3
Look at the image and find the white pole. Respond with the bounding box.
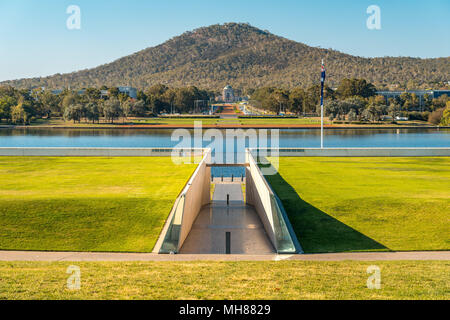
[320,58,324,149]
[321,103,324,149]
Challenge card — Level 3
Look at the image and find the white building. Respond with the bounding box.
[222,85,235,103]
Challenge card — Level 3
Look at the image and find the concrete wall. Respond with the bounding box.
[250,148,450,157]
[154,150,211,253]
[245,150,300,254]
[0,147,205,157]
[177,154,211,250]
[246,165,276,248]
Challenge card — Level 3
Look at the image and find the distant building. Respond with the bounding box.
[377,90,450,108]
[100,87,138,99]
[118,86,138,99]
[100,90,109,98]
[49,87,138,100]
[222,85,235,103]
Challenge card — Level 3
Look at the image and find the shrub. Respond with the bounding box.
[428,108,444,125]
[407,111,429,121]
[440,106,450,126]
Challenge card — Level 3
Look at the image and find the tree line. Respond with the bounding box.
[250,78,449,124]
[0,85,214,124]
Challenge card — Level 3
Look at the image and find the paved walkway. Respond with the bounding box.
[0,251,448,262]
[179,184,274,254]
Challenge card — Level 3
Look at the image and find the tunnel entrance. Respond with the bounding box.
[179,166,274,254]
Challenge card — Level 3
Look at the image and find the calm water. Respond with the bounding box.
[1,128,448,176]
[1,128,449,148]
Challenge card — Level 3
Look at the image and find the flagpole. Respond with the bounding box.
[320,59,325,149]
[321,102,324,149]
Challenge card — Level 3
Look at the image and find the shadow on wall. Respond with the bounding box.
[265,173,389,253]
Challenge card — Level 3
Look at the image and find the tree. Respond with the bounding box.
[108,87,119,98]
[289,87,305,114]
[162,88,177,114]
[344,96,367,120]
[388,102,402,121]
[304,84,335,114]
[337,78,376,98]
[131,100,147,116]
[325,100,340,118]
[440,104,450,126]
[102,98,122,123]
[121,99,132,121]
[423,93,433,111]
[175,87,196,113]
[145,84,168,97]
[0,95,16,122]
[85,102,100,123]
[39,90,61,117]
[61,92,78,112]
[428,108,444,125]
[431,95,448,111]
[362,103,384,122]
[83,88,101,102]
[347,109,357,122]
[63,104,83,123]
[272,89,290,114]
[11,99,28,124]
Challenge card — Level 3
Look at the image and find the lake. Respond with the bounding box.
[1,128,448,176]
[1,128,449,148]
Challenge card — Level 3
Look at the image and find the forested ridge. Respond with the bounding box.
[1,23,449,92]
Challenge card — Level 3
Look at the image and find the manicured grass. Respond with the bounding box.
[28,117,329,127]
[266,157,450,253]
[0,157,196,252]
[30,117,222,126]
[239,118,327,125]
[0,261,447,299]
[134,117,220,125]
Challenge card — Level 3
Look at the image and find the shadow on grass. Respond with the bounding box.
[266,172,389,253]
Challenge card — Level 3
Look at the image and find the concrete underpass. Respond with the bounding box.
[179,182,275,254]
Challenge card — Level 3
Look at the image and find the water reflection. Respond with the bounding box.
[0,128,448,148]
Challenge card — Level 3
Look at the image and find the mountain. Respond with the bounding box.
[2,23,449,92]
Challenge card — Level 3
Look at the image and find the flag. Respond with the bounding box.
[320,60,326,106]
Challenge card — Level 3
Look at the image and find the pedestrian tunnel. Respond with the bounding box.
[154,150,301,254]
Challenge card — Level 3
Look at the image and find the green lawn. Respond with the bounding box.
[134,117,220,125]
[29,117,221,126]
[0,261,447,299]
[28,117,331,127]
[0,157,196,252]
[238,118,327,125]
[266,157,450,253]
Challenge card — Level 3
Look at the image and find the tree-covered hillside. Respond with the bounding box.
[1,23,449,92]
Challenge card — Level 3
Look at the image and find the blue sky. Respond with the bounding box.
[0,0,449,81]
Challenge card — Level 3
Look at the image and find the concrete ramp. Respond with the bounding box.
[180,184,274,254]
